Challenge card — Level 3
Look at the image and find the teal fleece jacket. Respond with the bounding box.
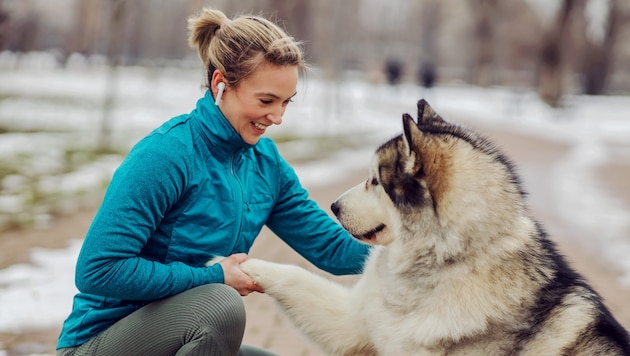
[57,91,370,349]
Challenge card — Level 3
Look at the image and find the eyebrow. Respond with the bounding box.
[256,92,298,100]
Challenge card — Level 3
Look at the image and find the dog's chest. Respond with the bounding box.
[358,249,482,350]
[356,256,429,347]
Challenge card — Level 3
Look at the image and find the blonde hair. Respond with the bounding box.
[188,8,306,88]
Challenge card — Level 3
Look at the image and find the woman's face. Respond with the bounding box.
[217,65,298,145]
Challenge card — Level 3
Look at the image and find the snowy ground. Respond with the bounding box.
[0,58,629,346]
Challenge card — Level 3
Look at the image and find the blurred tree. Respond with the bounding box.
[122,0,148,63]
[3,0,630,94]
[268,0,309,46]
[536,0,584,107]
[0,0,8,49]
[579,0,630,95]
[3,6,40,53]
[417,0,440,88]
[471,0,498,87]
[65,0,103,59]
[98,0,127,153]
[492,1,543,86]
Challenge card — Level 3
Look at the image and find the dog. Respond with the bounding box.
[237,99,630,355]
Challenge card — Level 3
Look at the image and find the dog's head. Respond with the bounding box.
[332,99,526,256]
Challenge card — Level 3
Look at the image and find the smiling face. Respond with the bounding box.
[212,64,298,145]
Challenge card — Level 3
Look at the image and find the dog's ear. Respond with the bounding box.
[402,113,422,155]
[417,99,445,125]
[389,114,427,207]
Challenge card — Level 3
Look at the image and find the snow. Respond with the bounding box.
[0,240,81,332]
[0,60,629,344]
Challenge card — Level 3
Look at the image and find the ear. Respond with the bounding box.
[210,69,227,92]
[402,113,422,155]
[417,99,445,125]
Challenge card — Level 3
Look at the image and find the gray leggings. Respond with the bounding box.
[56,284,278,356]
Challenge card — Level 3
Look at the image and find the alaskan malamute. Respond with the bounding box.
[240,100,630,355]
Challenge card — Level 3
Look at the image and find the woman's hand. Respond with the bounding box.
[219,253,265,296]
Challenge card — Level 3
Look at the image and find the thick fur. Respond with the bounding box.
[239,100,630,355]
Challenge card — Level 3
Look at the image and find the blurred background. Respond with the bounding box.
[1,0,628,226]
[2,0,630,98]
[1,1,630,354]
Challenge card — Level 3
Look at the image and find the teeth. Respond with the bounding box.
[253,122,267,130]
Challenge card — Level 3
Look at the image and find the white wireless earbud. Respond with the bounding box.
[215,82,226,106]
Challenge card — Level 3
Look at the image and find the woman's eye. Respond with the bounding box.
[260,99,272,105]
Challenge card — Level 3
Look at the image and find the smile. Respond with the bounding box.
[253,122,268,130]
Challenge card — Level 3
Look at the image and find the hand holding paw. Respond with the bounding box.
[210,254,264,296]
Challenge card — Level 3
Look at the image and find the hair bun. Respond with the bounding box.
[187,8,229,66]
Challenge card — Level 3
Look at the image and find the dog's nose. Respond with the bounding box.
[330,201,340,216]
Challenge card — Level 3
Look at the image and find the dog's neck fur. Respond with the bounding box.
[384,213,538,291]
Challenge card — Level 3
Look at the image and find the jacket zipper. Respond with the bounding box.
[229,150,245,250]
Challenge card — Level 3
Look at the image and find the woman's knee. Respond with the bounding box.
[166,284,246,354]
[185,284,246,333]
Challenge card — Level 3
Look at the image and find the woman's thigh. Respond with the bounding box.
[58,284,246,356]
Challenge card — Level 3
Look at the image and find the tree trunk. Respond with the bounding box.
[536,0,582,107]
[98,0,127,153]
[581,0,628,95]
[472,0,498,87]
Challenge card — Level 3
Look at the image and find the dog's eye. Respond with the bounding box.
[370,178,379,186]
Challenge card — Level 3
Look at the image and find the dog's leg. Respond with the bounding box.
[241,259,375,356]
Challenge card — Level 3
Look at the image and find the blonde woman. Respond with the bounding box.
[56,7,370,356]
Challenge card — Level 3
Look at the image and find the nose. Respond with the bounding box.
[266,113,282,125]
[330,201,340,216]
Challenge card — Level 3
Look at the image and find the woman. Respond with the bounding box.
[56,7,370,356]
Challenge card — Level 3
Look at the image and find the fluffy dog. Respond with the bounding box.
[238,100,630,355]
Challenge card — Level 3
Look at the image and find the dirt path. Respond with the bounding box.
[0,208,99,270]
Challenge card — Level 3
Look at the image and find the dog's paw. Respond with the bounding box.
[205,256,226,267]
[240,258,295,291]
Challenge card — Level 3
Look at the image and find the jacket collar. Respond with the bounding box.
[192,90,253,161]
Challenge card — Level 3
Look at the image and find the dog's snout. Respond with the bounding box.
[331,201,340,216]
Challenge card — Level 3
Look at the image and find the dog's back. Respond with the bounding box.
[522,237,630,355]
[439,228,630,355]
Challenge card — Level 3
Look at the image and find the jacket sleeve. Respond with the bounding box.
[265,148,371,276]
[75,135,223,301]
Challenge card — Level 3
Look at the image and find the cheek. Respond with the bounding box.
[226,95,263,124]
[238,106,265,122]
[229,109,256,130]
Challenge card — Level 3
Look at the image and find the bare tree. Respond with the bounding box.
[471,0,498,87]
[0,0,9,50]
[268,0,310,45]
[417,0,440,88]
[98,0,127,153]
[536,0,584,107]
[2,3,40,53]
[579,0,630,95]
[65,0,103,61]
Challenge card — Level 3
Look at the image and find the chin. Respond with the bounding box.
[244,136,262,145]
